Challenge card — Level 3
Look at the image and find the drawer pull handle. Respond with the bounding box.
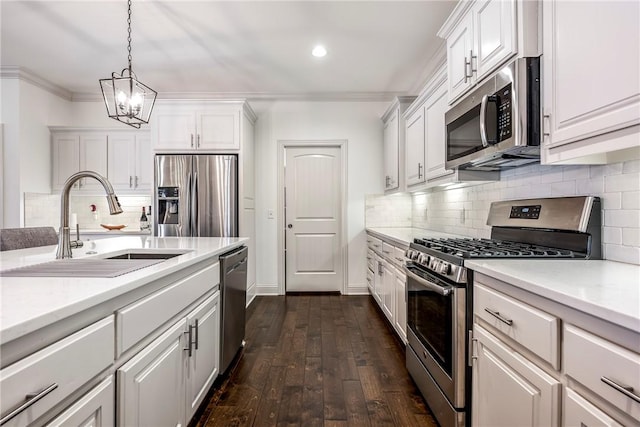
[484,308,513,326]
[601,376,640,403]
[0,383,58,425]
[383,250,391,254]
[395,257,403,262]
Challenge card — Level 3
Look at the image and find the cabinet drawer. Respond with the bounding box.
[368,237,382,254]
[117,262,219,355]
[0,316,114,427]
[474,283,560,368]
[366,249,375,272]
[381,242,394,259]
[393,247,406,267]
[564,387,622,427]
[564,324,640,422]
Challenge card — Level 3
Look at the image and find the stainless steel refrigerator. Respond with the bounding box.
[154,154,238,237]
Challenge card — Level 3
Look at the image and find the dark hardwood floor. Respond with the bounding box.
[194,295,437,427]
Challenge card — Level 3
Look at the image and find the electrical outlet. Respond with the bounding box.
[267,209,275,219]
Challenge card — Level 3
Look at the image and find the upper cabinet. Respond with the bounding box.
[51,129,151,194]
[152,102,246,151]
[541,0,640,164]
[439,0,538,104]
[381,97,416,193]
[107,133,152,192]
[52,132,108,192]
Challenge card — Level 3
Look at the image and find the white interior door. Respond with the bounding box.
[284,145,343,292]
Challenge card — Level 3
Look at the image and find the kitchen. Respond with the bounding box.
[1,0,639,426]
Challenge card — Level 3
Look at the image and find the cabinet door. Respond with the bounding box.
[394,269,407,344]
[185,292,220,421]
[52,134,80,190]
[197,110,239,150]
[79,134,108,191]
[46,376,114,427]
[118,318,187,427]
[135,135,152,190]
[405,106,426,187]
[473,0,516,80]
[472,325,560,427]
[107,133,135,190]
[564,387,623,427]
[447,13,474,103]
[374,257,383,305]
[383,112,399,191]
[425,82,453,181]
[154,110,196,150]
[381,261,394,323]
[542,1,640,160]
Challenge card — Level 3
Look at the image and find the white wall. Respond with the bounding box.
[0,78,72,226]
[253,100,387,294]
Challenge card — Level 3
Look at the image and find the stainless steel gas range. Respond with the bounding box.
[404,196,602,427]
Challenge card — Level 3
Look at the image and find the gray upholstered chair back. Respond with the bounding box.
[0,227,58,251]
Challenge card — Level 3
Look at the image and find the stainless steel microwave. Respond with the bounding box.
[445,57,541,171]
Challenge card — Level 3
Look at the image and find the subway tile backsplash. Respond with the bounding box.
[24,193,152,231]
[367,160,640,265]
[365,193,412,228]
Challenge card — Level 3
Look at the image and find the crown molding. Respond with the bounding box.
[0,66,73,101]
[73,90,409,103]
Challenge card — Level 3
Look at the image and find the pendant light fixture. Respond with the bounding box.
[99,0,156,128]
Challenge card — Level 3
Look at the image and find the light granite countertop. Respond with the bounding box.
[0,236,247,344]
[466,259,640,332]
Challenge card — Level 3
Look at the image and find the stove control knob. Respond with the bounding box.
[418,254,429,265]
[439,263,451,275]
[404,249,412,259]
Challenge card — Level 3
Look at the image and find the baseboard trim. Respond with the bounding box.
[345,285,369,295]
[256,283,280,296]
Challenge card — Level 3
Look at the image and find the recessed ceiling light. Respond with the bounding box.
[312,45,327,58]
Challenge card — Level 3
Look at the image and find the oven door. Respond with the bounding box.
[404,263,467,408]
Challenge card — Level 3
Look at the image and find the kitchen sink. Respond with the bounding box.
[104,252,185,260]
[0,259,165,278]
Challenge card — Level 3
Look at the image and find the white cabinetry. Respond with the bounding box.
[381,97,415,193]
[118,290,220,427]
[542,0,640,164]
[52,132,108,192]
[472,325,560,427]
[107,133,151,192]
[438,0,537,103]
[404,104,426,187]
[46,376,114,427]
[0,316,114,427]
[366,232,407,344]
[152,103,243,151]
[118,317,187,427]
[238,108,257,306]
[472,272,639,426]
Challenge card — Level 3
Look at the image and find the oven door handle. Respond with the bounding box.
[402,265,453,296]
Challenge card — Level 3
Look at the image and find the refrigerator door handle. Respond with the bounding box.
[191,170,199,237]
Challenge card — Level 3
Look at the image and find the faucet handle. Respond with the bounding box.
[70,224,84,249]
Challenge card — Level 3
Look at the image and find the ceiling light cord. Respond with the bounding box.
[127,0,133,73]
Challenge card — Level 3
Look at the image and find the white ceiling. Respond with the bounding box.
[1,1,457,101]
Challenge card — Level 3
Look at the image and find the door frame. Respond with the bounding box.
[277,140,348,295]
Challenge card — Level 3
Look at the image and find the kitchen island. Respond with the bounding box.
[0,236,247,427]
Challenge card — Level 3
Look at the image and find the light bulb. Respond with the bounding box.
[116,90,128,112]
[312,45,327,58]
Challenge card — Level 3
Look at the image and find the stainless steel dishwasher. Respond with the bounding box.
[219,245,248,374]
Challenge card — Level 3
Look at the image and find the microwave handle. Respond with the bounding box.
[479,94,490,147]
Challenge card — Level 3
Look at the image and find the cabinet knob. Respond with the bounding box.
[287,224,293,229]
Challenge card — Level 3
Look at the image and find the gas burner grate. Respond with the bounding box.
[414,237,578,259]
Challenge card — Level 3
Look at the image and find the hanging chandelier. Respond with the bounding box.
[99,0,157,128]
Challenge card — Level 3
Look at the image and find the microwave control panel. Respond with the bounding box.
[497,84,512,142]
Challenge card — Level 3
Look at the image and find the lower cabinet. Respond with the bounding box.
[366,232,408,344]
[472,325,561,427]
[118,290,220,427]
[46,376,114,427]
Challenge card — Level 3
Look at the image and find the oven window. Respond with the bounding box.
[407,271,453,376]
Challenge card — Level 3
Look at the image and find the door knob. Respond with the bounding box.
[287,224,293,229]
